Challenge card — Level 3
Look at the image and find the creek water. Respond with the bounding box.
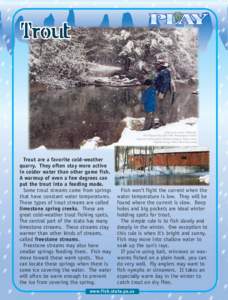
[30,82,198,149]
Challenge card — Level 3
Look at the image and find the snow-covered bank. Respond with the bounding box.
[80,117,198,149]
[34,117,197,150]
[35,145,47,150]
[115,117,198,146]
[115,170,210,186]
[199,175,210,184]
[80,137,104,149]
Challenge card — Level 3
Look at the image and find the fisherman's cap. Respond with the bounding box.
[156,60,169,67]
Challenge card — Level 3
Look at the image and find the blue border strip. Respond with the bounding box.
[11,7,219,294]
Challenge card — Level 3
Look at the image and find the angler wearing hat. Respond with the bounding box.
[154,60,176,126]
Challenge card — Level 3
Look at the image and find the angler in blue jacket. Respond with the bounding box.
[154,60,175,126]
[155,66,171,95]
[141,79,157,130]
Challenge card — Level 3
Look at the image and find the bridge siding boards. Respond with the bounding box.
[128,151,209,170]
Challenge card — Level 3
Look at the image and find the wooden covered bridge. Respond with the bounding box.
[127,147,209,171]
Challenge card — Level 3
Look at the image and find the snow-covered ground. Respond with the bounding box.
[115,168,209,186]
[35,117,198,150]
[34,145,47,150]
[115,117,198,147]
[199,174,210,184]
[80,137,104,149]
[80,117,198,149]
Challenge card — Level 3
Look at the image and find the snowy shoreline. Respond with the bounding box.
[35,116,198,150]
[81,117,198,149]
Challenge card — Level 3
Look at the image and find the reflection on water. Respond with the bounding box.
[30,86,142,149]
[115,174,208,186]
[30,83,198,149]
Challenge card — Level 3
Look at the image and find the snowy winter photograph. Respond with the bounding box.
[115,146,209,186]
[29,27,198,149]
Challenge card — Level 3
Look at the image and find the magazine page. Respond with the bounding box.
[0,0,226,299]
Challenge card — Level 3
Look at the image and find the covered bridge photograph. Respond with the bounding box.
[115,146,209,186]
